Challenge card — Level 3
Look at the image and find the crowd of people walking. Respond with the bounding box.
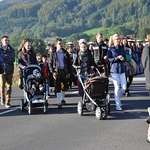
[0,33,147,109]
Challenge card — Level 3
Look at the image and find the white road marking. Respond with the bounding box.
[0,108,18,115]
[70,91,78,94]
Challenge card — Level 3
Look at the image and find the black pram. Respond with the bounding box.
[77,68,110,120]
[20,64,48,114]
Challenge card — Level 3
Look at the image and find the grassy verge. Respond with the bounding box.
[13,68,19,86]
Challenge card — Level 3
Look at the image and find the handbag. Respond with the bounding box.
[18,76,23,89]
[126,54,132,62]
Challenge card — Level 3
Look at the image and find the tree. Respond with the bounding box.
[137,27,149,40]
[31,38,46,54]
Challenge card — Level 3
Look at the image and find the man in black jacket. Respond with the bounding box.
[92,33,109,94]
[48,38,72,108]
[92,33,109,76]
[0,36,15,108]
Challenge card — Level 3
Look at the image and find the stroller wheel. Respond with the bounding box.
[95,107,102,120]
[107,103,111,115]
[43,103,48,114]
[77,101,83,116]
[101,107,108,119]
[20,99,24,111]
[28,105,32,115]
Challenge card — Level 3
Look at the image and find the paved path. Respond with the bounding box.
[0,74,150,150]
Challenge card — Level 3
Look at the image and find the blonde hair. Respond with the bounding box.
[108,34,119,47]
[108,36,113,47]
[36,53,42,57]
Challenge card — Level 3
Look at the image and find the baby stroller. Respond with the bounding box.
[77,68,110,120]
[20,64,48,115]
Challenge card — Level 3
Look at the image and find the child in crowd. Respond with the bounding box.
[47,46,55,93]
[36,53,43,65]
[27,69,45,95]
[40,55,50,98]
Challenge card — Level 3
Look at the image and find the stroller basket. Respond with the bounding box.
[84,76,108,97]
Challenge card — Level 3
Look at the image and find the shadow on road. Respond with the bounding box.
[1,82,149,121]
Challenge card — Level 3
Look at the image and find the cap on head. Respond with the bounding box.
[127,39,135,42]
[78,39,87,45]
[136,39,143,42]
[87,42,94,45]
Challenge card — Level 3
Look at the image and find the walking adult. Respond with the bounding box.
[136,39,144,74]
[48,38,72,108]
[73,39,94,98]
[18,38,37,70]
[66,42,77,89]
[121,38,142,96]
[92,32,109,77]
[18,38,37,90]
[92,33,109,95]
[0,36,15,108]
[107,34,126,111]
[141,31,150,143]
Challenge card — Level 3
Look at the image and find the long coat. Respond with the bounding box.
[141,44,150,90]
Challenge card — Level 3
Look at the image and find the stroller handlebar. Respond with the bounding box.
[79,72,95,79]
[77,67,102,78]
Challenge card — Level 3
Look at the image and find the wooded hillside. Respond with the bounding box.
[0,0,150,39]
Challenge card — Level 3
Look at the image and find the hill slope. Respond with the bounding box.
[0,0,150,38]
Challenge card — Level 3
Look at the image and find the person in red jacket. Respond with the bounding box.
[40,55,50,98]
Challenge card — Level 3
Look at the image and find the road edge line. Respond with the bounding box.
[0,108,18,116]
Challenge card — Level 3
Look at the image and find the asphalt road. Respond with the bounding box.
[0,75,150,150]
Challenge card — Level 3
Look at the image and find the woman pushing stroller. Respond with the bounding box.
[74,39,110,120]
[73,39,95,98]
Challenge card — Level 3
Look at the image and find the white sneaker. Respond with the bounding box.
[116,106,122,111]
[5,103,11,108]
[1,101,4,105]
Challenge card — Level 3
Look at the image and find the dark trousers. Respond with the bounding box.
[55,69,67,93]
[125,75,133,93]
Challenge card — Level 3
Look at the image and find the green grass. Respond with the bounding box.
[83,27,109,35]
